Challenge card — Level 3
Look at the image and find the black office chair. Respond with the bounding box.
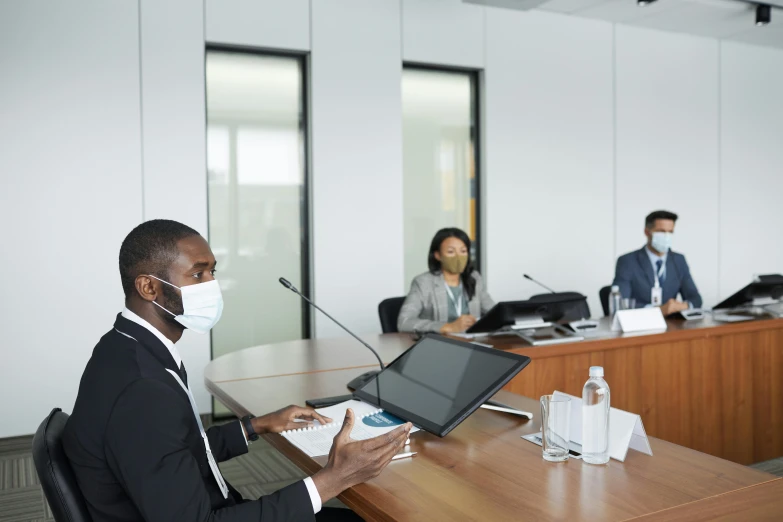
[599,286,612,317]
[378,296,406,333]
[33,408,93,522]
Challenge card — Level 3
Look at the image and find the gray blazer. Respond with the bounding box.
[397,271,495,333]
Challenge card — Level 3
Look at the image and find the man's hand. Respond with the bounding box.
[251,405,332,435]
[311,409,412,502]
[660,298,689,317]
[440,314,477,334]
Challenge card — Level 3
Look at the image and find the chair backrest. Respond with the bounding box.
[599,286,612,317]
[33,408,93,522]
[378,296,406,333]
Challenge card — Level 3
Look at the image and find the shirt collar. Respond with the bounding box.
[121,307,182,368]
[645,245,668,271]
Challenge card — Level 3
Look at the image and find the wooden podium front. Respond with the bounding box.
[490,316,783,465]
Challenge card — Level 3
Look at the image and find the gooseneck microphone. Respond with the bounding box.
[523,274,557,294]
[279,278,385,392]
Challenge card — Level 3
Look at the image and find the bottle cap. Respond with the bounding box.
[611,285,619,292]
[589,366,604,377]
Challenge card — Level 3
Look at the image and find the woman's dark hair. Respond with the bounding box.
[427,227,476,300]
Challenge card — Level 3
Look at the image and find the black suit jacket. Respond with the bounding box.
[62,314,314,522]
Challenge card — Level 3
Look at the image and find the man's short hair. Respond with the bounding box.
[119,219,200,299]
[645,210,678,229]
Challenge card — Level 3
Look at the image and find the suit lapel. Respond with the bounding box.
[114,314,179,371]
[432,273,449,322]
[113,314,187,404]
[636,248,656,287]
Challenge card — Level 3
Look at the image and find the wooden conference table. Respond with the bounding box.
[205,315,783,521]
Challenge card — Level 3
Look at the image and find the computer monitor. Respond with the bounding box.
[466,293,589,334]
[713,274,783,310]
[353,334,530,437]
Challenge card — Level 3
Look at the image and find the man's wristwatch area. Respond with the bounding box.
[241,415,259,442]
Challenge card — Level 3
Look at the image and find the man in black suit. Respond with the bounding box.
[63,219,411,521]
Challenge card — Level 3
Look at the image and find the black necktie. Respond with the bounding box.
[179,362,188,388]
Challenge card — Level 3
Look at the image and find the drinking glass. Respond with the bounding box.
[621,297,637,310]
[540,395,571,462]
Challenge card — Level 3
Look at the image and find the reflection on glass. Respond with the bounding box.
[206,51,307,416]
[402,68,478,288]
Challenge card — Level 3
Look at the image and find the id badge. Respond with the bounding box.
[651,286,663,307]
[206,448,229,499]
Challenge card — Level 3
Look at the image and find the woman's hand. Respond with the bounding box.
[440,314,477,334]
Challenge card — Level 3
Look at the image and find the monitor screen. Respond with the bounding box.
[354,335,530,437]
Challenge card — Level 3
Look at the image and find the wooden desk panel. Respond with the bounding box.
[494,318,783,464]
[629,479,783,521]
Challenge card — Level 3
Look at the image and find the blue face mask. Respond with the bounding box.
[651,232,673,254]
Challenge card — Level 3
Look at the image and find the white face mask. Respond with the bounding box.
[147,275,224,334]
[651,231,673,254]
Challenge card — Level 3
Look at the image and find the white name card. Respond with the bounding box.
[611,307,666,333]
[553,391,653,462]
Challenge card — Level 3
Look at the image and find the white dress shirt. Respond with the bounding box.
[645,246,668,285]
[119,308,322,513]
[644,247,692,309]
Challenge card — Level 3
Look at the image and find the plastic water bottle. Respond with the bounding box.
[608,285,622,317]
[582,366,610,465]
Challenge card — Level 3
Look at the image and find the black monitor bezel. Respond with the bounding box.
[352,334,530,437]
[713,280,783,309]
[466,295,587,334]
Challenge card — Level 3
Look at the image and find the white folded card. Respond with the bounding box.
[552,390,653,462]
[611,307,667,333]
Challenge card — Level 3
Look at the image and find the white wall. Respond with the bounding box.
[614,26,720,307]
[402,0,485,68]
[0,1,143,437]
[3,0,783,436]
[139,0,213,412]
[485,10,614,317]
[719,42,783,297]
[206,0,310,51]
[310,0,405,337]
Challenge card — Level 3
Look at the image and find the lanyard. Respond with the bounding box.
[444,283,464,316]
[114,329,229,499]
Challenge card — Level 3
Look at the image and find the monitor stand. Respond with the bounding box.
[480,399,533,419]
[513,322,584,346]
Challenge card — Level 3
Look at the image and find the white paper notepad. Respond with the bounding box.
[281,400,418,457]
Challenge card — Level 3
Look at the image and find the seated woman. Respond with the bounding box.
[398,227,495,334]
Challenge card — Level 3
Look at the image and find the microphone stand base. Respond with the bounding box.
[346,370,380,391]
[304,370,381,409]
[305,394,354,409]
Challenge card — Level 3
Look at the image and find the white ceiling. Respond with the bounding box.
[535,0,783,49]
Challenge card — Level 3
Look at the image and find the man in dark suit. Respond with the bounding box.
[63,219,411,521]
[613,210,702,316]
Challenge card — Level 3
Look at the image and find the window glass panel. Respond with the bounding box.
[402,68,479,287]
[206,51,308,416]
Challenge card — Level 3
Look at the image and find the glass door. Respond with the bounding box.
[206,50,309,416]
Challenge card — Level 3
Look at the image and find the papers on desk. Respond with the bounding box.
[281,400,418,457]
